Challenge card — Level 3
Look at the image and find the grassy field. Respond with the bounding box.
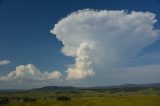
[0,88,160,106]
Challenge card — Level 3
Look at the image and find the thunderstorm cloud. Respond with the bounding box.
[51,9,160,80]
[1,9,160,87]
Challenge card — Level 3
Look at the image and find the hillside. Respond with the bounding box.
[30,83,160,91]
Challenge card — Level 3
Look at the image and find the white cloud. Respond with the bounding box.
[0,64,62,82]
[51,9,160,80]
[0,60,10,66]
[66,43,95,80]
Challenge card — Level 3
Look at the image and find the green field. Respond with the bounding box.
[0,88,160,106]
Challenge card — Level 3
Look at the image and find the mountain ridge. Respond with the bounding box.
[31,83,160,91]
[0,83,160,92]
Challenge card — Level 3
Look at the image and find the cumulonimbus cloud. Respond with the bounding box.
[0,60,10,66]
[51,9,160,80]
[1,9,159,84]
[0,64,62,82]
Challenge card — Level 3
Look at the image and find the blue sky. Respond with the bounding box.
[0,0,160,89]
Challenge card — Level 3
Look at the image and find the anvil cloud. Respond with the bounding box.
[51,9,160,80]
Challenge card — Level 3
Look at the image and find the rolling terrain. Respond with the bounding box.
[0,83,160,106]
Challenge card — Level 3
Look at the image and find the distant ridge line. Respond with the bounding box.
[31,83,160,91]
[0,83,160,92]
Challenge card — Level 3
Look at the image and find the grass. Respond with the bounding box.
[0,88,160,106]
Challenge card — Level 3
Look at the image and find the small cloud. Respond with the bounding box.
[0,64,62,82]
[0,60,10,66]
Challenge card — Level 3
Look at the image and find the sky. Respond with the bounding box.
[0,0,160,89]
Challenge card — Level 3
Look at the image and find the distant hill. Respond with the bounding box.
[0,83,160,92]
[31,86,77,91]
[31,83,160,91]
[84,83,160,91]
[116,83,160,88]
[0,89,24,93]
